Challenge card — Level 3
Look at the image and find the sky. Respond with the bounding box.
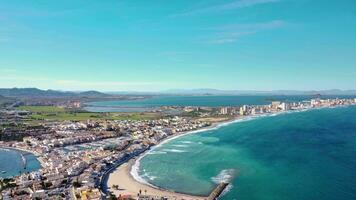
[0,0,355,92]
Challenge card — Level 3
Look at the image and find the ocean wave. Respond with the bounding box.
[171,144,189,148]
[129,105,356,195]
[220,184,233,197]
[130,115,272,187]
[147,151,167,155]
[211,169,235,197]
[162,149,187,153]
[130,157,154,187]
[211,169,235,184]
[142,172,158,181]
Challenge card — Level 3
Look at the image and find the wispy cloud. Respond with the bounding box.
[209,20,285,44]
[175,0,280,16]
[55,80,160,88]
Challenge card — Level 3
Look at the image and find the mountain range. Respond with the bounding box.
[0,88,111,98]
[1,88,356,98]
[128,88,356,96]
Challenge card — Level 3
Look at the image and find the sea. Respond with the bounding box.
[84,95,356,112]
[0,149,41,178]
[134,105,356,200]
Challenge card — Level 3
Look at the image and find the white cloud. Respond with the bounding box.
[175,0,280,16]
[55,80,159,88]
[209,20,285,44]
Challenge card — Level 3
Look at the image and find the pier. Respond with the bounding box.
[207,182,229,200]
[20,152,32,169]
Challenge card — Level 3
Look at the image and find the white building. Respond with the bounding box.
[279,102,289,111]
[220,107,228,115]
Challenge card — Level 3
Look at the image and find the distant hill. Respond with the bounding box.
[0,88,111,98]
[161,89,356,96]
[1,88,355,98]
[0,94,16,107]
[77,90,111,98]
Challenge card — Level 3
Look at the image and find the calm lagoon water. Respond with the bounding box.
[85,95,356,112]
[138,106,356,200]
[0,149,41,178]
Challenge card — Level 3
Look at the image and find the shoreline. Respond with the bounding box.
[0,147,43,178]
[107,112,278,199]
[108,160,208,199]
[106,118,236,199]
[107,105,356,199]
[0,146,45,168]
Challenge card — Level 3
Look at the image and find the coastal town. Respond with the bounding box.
[1,97,356,200]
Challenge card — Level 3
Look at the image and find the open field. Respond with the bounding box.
[18,106,66,113]
[17,106,162,121]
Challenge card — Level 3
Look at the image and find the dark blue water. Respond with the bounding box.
[85,95,356,112]
[139,106,356,200]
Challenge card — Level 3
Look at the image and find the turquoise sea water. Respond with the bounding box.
[138,106,356,200]
[0,149,41,178]
[85,95,356,112]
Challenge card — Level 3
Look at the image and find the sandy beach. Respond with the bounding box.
[104,112,295,199]
[107,160,207,200]
[105,117,244,200]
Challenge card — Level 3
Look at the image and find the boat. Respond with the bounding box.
[1,171,6,174]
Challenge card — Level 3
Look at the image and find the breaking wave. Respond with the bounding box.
[162,149,187,153]
[171,144,189,148]
[211,169,235,184]
[147,151,167,155]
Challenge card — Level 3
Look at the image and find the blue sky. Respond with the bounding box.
[0,0,355,91]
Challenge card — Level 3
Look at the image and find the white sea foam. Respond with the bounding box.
[147,175,157,181]
[130,106,337,190]
[162,149,187,153]
[142,172,158,181]
[171,144,188,148]
[130,156,159,188]
[147,151,167,155]
[211,169,235,184]
[130,114,272,187]
[220,184,233,197]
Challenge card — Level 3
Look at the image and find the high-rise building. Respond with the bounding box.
[311,99,321,107]
[239,107,245,116]
[279,102,289,111]
[271,101,281,109]
[251,108,256,115]
[220,107,228,115]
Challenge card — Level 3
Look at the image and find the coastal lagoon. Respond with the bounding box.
[84,95,356,112]
[136,106,356,200]
[0,149,41,178]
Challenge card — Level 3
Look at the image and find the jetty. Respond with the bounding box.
[207,182,229,200]
[20,153,27,169]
